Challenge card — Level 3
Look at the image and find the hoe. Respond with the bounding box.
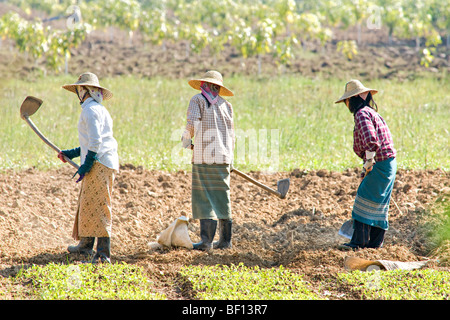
[231,168,290,199]
[20,96,80,170]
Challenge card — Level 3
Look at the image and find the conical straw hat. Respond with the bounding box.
[188,70,234,96]
[335,79,377,104]
[62,72,113,101]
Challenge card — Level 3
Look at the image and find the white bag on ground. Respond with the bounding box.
[157,216,193,249]
[344,256,430,271]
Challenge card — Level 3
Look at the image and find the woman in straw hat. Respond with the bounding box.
[59,72,119,263]
[335,79,397,250]
[181,70,235,251]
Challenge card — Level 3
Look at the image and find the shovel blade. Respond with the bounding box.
[339,219,354,239]
[20,96,42,119]
[277,178,290,199]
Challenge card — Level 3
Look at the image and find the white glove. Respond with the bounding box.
[181,130,193,149]
[363,151,376,172]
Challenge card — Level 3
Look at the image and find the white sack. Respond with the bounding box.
[344,256,430,271]
[157,216,193,249]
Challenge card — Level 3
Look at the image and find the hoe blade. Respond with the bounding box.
[277,178,290,199]
[20,96,42,119]
[339,219,354,239]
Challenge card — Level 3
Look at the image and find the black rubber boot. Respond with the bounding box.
[67,237,95,255]
[213,219,232,250]
[91,237,111,264]
[193,219,217,251]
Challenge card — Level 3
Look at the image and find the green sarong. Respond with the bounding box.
[191,164,231,220]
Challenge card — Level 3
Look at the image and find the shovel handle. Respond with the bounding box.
[23,116,80,170]
[231,168,282,198]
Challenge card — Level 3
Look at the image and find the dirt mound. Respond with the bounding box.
[0,165,448,298]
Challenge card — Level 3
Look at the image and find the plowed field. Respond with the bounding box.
[1,165,448,299]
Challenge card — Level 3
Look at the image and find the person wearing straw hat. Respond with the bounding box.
[59,72,119,263]
[335,79,397,250]
[181,70,235,251]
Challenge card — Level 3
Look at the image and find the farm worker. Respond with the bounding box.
[335,79,397,250]
[181,70,235,251]
[58,72,119,263]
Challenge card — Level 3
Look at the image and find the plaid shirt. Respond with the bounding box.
[182,93,235,164]
[353,106,396,162]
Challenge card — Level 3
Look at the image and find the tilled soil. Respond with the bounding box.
[0,165,449,299]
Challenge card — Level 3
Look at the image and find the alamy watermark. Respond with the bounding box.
[66,265,82,290]
[365,265,382,290]
[366,5,382,30]
[171,128,280,172]
[66,5,82,30]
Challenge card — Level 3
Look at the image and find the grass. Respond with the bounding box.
[7,262,166,300]
[0,74,448,172]
[431,195,450,249]
[419,192,450,265]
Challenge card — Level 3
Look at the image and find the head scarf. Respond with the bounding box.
[200,81,219,105]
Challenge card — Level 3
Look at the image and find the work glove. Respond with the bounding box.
[361,151,376,178]
[73,150,98,183]
[58,147,81,163]
[181,130,194,150]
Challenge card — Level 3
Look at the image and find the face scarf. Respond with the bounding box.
[87,86,104,104]
[200,81,220,105]
[348,92,377,114]
[76,86,89,104]
[76,86,104,104]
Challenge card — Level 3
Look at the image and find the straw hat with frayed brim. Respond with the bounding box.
[335,79,377,104]
[62,72,113,101]
[188,70,234,96]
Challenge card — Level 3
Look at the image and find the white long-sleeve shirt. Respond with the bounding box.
[78,97,119,171]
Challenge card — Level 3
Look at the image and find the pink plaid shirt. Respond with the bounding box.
[353,106,396,162]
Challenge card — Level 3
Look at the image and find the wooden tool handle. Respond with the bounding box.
[24,116,80,170]
[231,168,282,198]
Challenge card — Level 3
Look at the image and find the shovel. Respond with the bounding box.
[231,167,290,199]
[20,96,80,170]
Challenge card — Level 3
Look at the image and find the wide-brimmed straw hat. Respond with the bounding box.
[62,72,113,101]
[188,70,234,96]
[335,79,377,104]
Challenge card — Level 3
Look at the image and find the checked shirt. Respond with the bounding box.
[353,106,396,162]
[182,93,235,164]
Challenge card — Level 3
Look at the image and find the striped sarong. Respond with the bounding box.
[72,162,116,240]
[352,157,397,230]
[191,164,231,220]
